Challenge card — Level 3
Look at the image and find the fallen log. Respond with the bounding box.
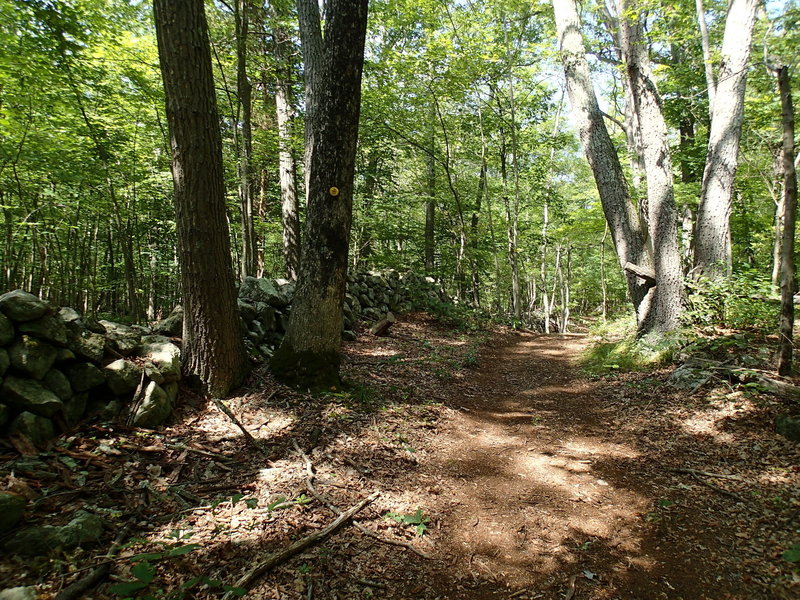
[370,312,396,336]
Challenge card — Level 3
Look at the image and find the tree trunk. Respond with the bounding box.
[272,0,301,281]
[618,0,683,333]
[776,66,797,376]
[552,0,654,329]
[236,0,257,279]
[694,0,759,278]
[270,0,369,389]
[695,0,716,118]
[154,0,249,397]
[424,103,436,273]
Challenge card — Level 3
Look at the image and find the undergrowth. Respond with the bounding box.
[580,315,689,376]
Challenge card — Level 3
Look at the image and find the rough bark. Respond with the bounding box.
[154,0,248,397]
[552,0,653,328]
[694,0,759,278]
[270,0,369,389]
[618,0,683,333]
[236,0,257,279]
[272,0,301,280]
[776,66,797,376]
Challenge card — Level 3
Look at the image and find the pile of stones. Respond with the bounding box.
[0,290,182,444]
[0,269,449,442]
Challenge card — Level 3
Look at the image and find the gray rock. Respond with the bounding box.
[4,511,103,556]
[163,381,178,405]
[1,377,63,417]
[0,587,37,600]
[343,330,357,342]
[239,277,290,308]
[0,492,26,533]
[256,304,276,331]
[138,336,181,383]
[0,403,9,427]
[8,336,57,379]
[238,300,257,324]
[131,381,172,428]
[777,415,800,442]
[66,362,105,392]
[68,331,106,363]
[0,348,8,376]
[153,305,183,337]
[104,359,142,395]
[0,290,49,322]
[0,313,14,346]
[250,320,266,342]
[18,315,68,346]
[55,348,75,363]
[57,307,81,323]
[100,320,140,356]
[42,369,72,401]
[144,362,165,385]
[63,393,87,426]
[8,411,55,445]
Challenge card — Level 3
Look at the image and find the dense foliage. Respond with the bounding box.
[0,0,797,332]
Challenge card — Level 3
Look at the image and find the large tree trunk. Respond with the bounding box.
[552,0,654,329]
[776,66,797,376]
[270,0,369,389]
[272,0,301,281]
[618,0,683,333]
[693,0,759,278]
[154,0,248,397]
[695,0,716,118]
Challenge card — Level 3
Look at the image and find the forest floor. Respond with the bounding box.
[2,312,800,600]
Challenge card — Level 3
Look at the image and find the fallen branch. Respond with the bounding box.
[293,441,430,559]
[212,398,271,459]
[623,262,656,286]
[222,492,378,599]
[55,522,133,600]
[667,467,743,481]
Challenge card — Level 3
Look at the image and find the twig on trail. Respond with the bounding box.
[668,467,743,481]
[292,440,431,559]
[672,468,747,503]
[55,522,133,600]
[221,492,378,600]
[212,398,271,459]
[355,578,388,589]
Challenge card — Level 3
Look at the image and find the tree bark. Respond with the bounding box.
[154,0,248,397]
[552,0,654,329]
[235,0,257,279]
[272,0,301,281]
[618,0,683,334]
[695,0,716,118]
[270,0,369,389]
[424,102,436,273]
[694,0,759,278]
[776,66,797,376]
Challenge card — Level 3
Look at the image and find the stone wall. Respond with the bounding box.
[0,291,182,444]
[0,270,449,442]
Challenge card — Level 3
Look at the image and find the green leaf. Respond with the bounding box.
[164,543,200,557]
[108,580,148,596]
[131,560,156,584]
[128,552,163,562]
[222,586,248,596]
[783,545,800,563]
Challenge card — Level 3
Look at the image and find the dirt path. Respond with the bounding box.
[407,330,796,600]
[3,317,797,600]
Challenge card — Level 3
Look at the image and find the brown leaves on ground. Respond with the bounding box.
[0,312,798,600]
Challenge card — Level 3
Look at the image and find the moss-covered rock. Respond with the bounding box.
[18,315,68,346]
[1,377,63,417]
[8,411,55,445]
[8,336,57,380]
[0,290,49,323]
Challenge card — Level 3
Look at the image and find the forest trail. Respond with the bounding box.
[414,331,701,600]
[2,315,797,600]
